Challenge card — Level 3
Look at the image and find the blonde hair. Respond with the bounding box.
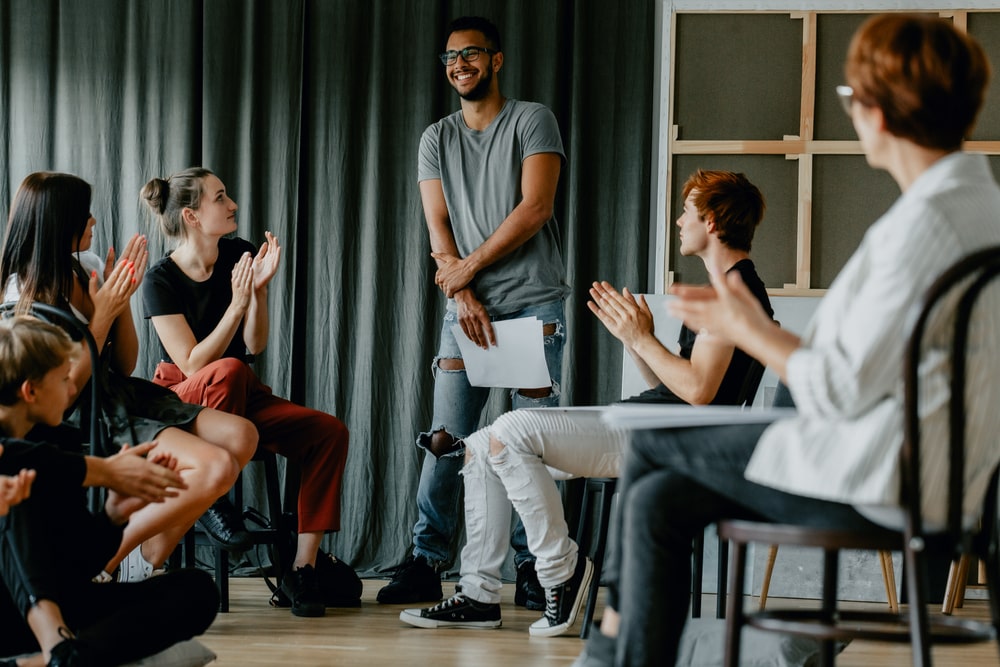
[0,316,76,406]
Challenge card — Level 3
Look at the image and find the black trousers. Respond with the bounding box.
[0,440,219,664]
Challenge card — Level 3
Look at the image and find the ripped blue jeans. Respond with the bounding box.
[412,298,566,568]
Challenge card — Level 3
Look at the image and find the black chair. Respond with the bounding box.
[719,247,1000,666]
[175,449,290,612]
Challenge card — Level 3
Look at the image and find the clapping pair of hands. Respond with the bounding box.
[229,231,281,313]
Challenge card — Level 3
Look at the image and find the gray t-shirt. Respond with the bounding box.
[418,99,570,315]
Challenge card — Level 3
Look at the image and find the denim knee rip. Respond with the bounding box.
[416,428,466,458]
[511,379,562,405]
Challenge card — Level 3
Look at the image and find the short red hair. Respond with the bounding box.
[681,170,764,252]
[846,13,989,150]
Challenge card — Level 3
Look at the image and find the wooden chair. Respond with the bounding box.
[718,247,1000,666]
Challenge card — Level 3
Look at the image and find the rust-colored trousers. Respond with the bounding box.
[154,357,349,533]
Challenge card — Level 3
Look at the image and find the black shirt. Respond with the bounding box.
[619,258,772,405]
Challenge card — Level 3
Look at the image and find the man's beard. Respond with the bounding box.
[457,65,493,101]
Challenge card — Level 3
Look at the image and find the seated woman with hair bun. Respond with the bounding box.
[141,167,354,618]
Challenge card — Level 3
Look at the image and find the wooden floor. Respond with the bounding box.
[199,578,1000,666]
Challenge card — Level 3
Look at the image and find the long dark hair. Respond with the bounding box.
[0,172,92,312]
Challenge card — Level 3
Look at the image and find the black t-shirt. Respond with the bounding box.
[619,258,773,405]
[0,438,87,491]
[143,236,256,363]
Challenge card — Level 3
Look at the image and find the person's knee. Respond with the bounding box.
[437,357,465,372]
[517,386,551,400]
[488,433,506,458]
[428,429,462,458]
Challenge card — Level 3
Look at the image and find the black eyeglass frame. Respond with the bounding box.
[438,46,498,67]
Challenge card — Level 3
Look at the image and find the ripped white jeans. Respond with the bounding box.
[459,407,629,604]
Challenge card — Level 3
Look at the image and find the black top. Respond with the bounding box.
[619,258,773,405]
[143,237,257,363]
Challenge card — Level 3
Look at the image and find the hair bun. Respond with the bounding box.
[141,177,170,215]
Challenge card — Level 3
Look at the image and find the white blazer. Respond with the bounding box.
[745,152,1000,529]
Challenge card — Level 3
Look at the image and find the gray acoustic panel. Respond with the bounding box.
[674,14,801,141]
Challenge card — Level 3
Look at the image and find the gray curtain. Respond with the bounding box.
[0,0,654,572]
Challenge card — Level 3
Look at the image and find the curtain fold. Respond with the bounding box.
[0,0,655,572]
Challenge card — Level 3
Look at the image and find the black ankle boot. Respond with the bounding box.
[48,633,94,667]
[197,497,252,553]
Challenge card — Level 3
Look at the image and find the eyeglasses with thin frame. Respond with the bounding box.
[439,46,497,67]
[836,85,855,116]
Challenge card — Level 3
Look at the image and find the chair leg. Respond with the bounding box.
[217,546,230,613]
[759,545,778,610]
[691,530,705,618]
[879,550,898,613]
[716,536,729,619]
[723,540,748,667]
[942,553,970,615]
[819,550,839,667]
[903,542,932,667]
[955,553,971,610]
[579,479,615,639]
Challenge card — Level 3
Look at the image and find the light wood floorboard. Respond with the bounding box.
[198,578,1000,666]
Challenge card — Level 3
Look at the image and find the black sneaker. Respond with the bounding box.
[197,497,252,554]
[514,560,545,611]
[399,593,501,629]
[529,556,594,637]
[281,564,326,617]
[376,554,443,604]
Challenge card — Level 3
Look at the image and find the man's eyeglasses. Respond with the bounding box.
[439,46,497,66]
[836,85,855,116]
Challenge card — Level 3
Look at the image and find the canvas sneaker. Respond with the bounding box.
[529,556,594,637]
[118,544,164,583]
[399,593,502,629]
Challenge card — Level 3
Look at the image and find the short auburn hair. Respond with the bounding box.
[846,13,990,151]
[681,170,765,252]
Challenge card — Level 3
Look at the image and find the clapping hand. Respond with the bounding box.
[103,442,185,525]
[230,252,254,313]
[587,281,655,350]
[91,234,148,321]
[0,446,35,516]
[252,231,281,291]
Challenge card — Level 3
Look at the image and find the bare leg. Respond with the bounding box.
[25,599,69,665]
[293,532,324,570]
[187,407,258,468]
[103,424,250,571]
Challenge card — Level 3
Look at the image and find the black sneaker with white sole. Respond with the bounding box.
[529,556,594,637]
[399,593,502,629]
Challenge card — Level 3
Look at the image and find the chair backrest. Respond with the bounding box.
[0,301,108,458]
[900,246,1000,545]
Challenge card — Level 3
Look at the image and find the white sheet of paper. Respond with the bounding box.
[451,317,550,388]
[601,404,797,429]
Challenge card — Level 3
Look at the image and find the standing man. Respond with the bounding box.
[378,16,569,606]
